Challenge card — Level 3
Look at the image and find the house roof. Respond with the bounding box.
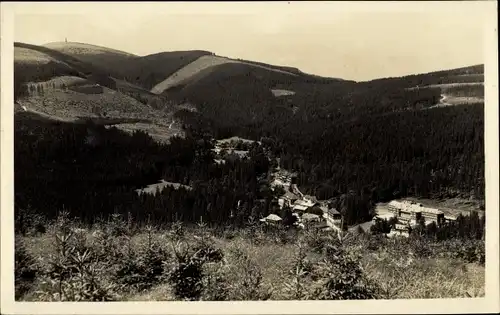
[294,199,315,207]
[328,208,341,216]
[306,205,323,212]
[282,191,299,200]
[301,213,321,221]
[388,200,403,208]
[293,204,309,211]
[349,221,374,233]
[419,206,443,215]
[263,214,282,221]
[319,225,334,231]
[303,195,319,202]
[388,200,443,215]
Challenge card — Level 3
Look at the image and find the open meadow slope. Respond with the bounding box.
[150,54,299,94]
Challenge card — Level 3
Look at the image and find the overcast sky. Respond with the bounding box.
[9,1,492,81]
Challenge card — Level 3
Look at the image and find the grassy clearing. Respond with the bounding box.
[135,180,193,196]
[16,214,484,301]
[15,61,185,142]
[271,89,296,97]
[16,86,184,142]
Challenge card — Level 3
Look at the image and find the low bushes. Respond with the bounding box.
[15,213,485,301]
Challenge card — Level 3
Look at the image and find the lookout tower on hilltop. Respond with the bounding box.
[65,37,67,43]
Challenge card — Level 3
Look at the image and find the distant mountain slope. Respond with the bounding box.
[14,45,83,80]
[15,46,66,65]
[361,65,484,88]
[106,50,214,90]
[43,41,137,74]
[15,42,163,104]
[14,42,184,142]
[14,41,484,143]
[151,55,300,94]
[41,43,208,91]
[37,43,212,90]
[43,42,136,58]
[15,42,117,90]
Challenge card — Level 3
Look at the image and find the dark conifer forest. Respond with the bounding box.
[15,79,484,229]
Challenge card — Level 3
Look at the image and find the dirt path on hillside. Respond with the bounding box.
[426,94,484,109]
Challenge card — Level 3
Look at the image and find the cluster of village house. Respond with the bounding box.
[261,171,343,232]
[263,169,457,237]
[137,139,456,237]
[211,137,256,164]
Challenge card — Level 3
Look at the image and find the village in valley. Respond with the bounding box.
[137,136,461,237]
[264,167,459,238]
[263,163,341,231]
[213,137,464,237]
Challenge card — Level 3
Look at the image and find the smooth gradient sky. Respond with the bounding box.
[10,1,491,81]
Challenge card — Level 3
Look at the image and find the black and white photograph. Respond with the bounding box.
[1,1,498,314]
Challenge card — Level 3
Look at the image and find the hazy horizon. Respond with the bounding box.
[10,2,490,81]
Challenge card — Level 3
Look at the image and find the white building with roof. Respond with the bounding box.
[388,200,445,225]
[321,207,342,227]
[260,214,283,225]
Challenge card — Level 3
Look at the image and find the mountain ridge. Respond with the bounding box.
[14,41,484,144]
[16,41,484,86]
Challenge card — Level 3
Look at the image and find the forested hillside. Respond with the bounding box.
[15,102,483,230]
[15,112,273,226]
[13,40,484,230]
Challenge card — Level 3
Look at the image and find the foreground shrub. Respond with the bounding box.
[16,215,485,301]
[163,222,225,301]
[113,226,168,291]
[165,241,224,300]
[304,229,330,254]
[311,243,381,300]
[224,248,273,300]
[15,236,38,299]
[434,239,485,265]
[283,241,315,300]
[35,213,120,301]
[200,259,231,301]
